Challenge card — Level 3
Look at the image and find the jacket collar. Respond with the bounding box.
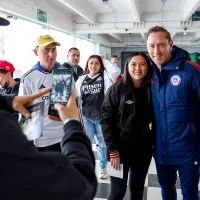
[32,61,61,73]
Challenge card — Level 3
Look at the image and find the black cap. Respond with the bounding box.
[0,17,10,26]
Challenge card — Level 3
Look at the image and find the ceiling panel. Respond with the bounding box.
[137,0,186,13]
[53,0,78,15]
[87,0,133,14]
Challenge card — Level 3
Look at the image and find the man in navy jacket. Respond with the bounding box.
[147,26,200,199]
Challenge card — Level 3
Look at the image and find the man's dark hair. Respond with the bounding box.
[67,47,80,56]
[0,68,8,75]
[147,26,172,42]
[0,69,13,77]
[112,55,118,59]
[0,69,14,77]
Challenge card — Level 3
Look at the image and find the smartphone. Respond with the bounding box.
[48,68,73,121]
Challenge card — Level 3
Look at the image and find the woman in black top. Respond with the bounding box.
[101,52,153,200]
[76,55,120,179]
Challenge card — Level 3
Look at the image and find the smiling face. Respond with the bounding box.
[88,58,101,76]
[128,55,148,87]
[147,31,173,70]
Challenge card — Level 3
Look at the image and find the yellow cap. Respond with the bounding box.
[33,34,61,51]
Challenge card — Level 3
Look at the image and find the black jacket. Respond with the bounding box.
[0,93,14,111]
[62,62,83,81]
[0,79,21,111]
[0,79,21,119]
[101,80,153,164]
[0,78,21,96]
[0,109,97,200]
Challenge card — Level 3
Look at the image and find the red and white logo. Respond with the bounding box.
[5,66,10,71]
[170,75,181,86]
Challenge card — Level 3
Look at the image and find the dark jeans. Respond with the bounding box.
[156,164,200,200]
[108,153,152,200]
[37,143,61,152]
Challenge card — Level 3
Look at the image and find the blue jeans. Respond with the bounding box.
[83,116,107,169]
[156,164,200,200]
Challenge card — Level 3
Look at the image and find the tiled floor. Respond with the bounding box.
[93,144,200,200]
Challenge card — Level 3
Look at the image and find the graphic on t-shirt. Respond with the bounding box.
[39,84,46,90]
[82,83,102,95]
[81,74,104,120]
[0,88,7,95]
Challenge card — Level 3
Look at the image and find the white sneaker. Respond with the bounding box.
[99,168,108,179]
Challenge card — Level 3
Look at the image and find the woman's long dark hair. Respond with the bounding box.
[119,52,151,117]
[84,55,105,75]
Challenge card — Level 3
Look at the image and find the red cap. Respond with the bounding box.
[0,60,15,74]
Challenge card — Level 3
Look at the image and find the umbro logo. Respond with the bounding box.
[39,84,46,90]
[125,100,134,104]
[97,77,102,81]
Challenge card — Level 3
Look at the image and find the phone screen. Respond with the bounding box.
[48,68,73,121]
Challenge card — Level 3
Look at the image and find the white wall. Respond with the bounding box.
[100,45,111,59]
[77,34,111,48]
[2,0,73,32]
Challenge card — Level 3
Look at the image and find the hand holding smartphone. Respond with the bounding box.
[48,68,73,121]
[54,93,80,122]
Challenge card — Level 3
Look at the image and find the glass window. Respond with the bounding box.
[0,17,98,78]
[100,45,111,60]
[2,18,73,78]
[76,36,96,69]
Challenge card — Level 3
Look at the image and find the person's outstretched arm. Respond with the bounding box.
[1,93,97,200]
[55,93,97,199]
[0,88,50,116]
[101,85,120,165]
